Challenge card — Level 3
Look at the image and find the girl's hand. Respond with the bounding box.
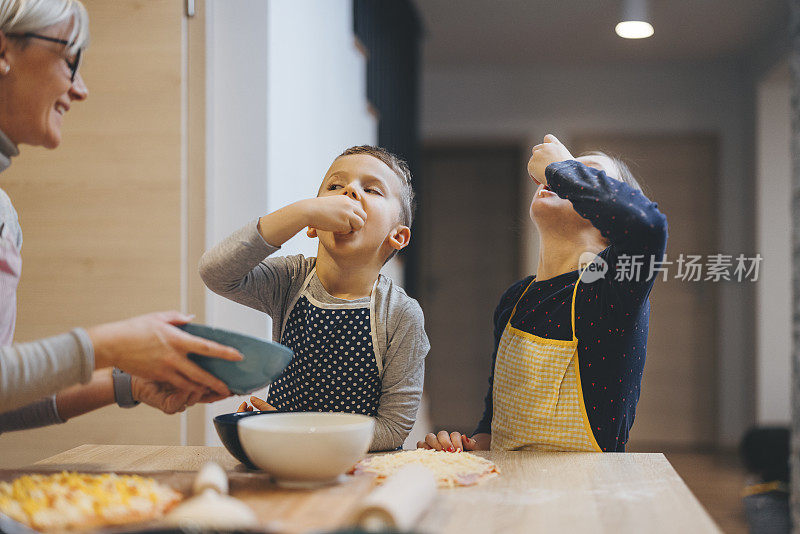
[236,395,277,412]
[417,431,490,452]
[527,134,574,186]
[88,312,242,397]
[304,196,367,236]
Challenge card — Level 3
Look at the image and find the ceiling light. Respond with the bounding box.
[616,0,654,39]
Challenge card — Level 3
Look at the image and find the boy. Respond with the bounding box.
[200,146,430,451]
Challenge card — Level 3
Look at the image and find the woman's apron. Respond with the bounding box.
[0,222,21,346]
[267,268,382,415]
[491,265,602,452]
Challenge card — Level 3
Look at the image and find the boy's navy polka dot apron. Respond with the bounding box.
[267,269,382,416]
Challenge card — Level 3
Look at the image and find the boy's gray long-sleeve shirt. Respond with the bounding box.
[199,221,430,451]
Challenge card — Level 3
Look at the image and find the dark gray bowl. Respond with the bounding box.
[213,410,279,469]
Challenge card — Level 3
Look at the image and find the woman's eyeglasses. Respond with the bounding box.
[13,33,82,82]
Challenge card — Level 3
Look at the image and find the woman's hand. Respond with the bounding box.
[236,395,277,412]
[417,431,491,452]
[527,134,574,186]
[87,311,242,397]
[132,376,228,415]
[132,378,195,415]
[304,195,367,236]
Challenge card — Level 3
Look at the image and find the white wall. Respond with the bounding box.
[265,0,377,251]
[205,0,270,340]
[202,0,271,444]
[202,0,377,445]
[755,60,791,425]
[422,61,755,446]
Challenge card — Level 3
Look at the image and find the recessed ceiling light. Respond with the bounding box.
[616,0,654,39]
[615,20,654,39]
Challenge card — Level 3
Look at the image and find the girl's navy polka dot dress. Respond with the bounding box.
[267,295,381,416]
[475,160,668,452]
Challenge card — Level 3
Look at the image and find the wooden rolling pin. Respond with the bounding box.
[351,464,437,531]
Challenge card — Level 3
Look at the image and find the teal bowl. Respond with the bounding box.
[177,323,293,395]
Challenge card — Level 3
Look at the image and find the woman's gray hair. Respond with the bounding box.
[0,0,89,53]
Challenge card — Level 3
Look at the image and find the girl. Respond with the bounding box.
[419,135,667,452]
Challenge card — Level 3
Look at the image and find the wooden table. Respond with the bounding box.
[17,444,720,533]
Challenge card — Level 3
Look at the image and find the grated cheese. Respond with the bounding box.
[0,472,182,532]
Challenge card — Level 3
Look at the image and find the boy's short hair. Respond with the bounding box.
[338,145,416,228]
[580,151,643,193]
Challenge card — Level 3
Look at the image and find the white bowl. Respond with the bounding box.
[238,412,374,486]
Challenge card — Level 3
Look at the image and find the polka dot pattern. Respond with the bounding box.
[268,295,381,416]
[480,160,668,452]
[475,246,656,452]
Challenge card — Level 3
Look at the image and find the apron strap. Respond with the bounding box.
[279,268,317,338]
[367,277,382,375]
[570,263,592,341]
[509,262,593,341]
[508,278,536,323]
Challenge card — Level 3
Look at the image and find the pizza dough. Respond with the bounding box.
[0,472,182,532]
[353,449,500,488]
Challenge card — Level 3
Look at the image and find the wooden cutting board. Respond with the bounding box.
[2,449,380,534]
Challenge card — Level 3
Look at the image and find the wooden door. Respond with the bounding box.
[416,145,523,432]
[0,0,206,466]
[572,134,719,449]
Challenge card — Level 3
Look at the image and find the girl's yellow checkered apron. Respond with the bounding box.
[491,266,602,452]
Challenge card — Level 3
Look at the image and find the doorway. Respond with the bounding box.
[415,144,524,432]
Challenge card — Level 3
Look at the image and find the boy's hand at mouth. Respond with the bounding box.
[304,195,367,236]
[256,196,367,247]
[528,134,575,186]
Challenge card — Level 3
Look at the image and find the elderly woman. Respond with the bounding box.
[419,135,668,453]
[0,0,240,431]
